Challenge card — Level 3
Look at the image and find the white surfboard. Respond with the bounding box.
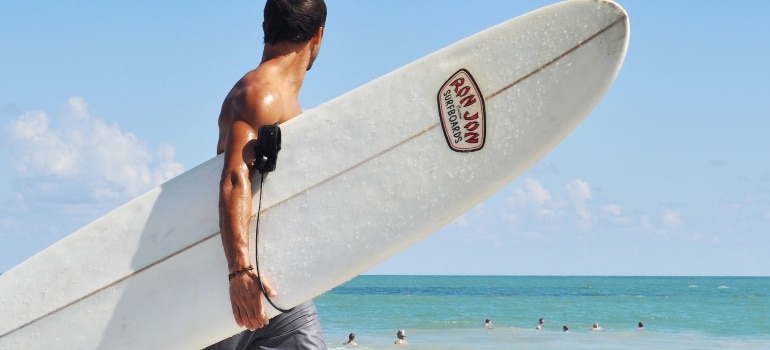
[0,1,630,348]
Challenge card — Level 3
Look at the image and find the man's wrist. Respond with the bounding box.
[228,265,255,281]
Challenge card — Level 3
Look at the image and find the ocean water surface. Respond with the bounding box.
[314,276,770,349]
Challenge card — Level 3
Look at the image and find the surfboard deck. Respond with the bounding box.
[0,1,630,348]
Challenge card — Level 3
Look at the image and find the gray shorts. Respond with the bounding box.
[205,300,326,350]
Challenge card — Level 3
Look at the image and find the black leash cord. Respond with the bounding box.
[254,172,294,314]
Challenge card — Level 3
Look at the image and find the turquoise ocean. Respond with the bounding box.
[314,276,769,349]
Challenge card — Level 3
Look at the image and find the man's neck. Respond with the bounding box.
[261,42,311,94]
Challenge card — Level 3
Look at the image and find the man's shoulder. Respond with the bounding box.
[235,72,282,100]
[230,74,283,117]
[224,64,293,125]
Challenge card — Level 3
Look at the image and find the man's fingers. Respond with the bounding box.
[252,292,271,326]
[259,277,278,298]
[232,304,244,328]
[244,299,262,330]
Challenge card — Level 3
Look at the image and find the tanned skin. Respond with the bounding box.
[217,26,323,331]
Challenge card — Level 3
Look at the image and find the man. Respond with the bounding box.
[208,0,327,349]
[394,330,408,346]
[342,333,357,346]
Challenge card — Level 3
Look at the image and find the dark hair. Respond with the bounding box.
[348,333,355,340]
[263,0,327,45]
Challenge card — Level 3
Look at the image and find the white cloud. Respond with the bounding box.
[5,97,183,200]
[7,110,78,176]
[601,204,622,216]
[503,179,558,223]
[564,179,592,223]
[662,210,683,226]
[525,178,551,205]
[536,208,555,219]
[641,215,652,229]
[601,203,630,225]
[503,178,602,230]
[1,96,186,244]
[506,178,551,207]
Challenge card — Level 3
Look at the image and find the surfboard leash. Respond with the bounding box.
[252,125,294,314]
[254,172,294,314]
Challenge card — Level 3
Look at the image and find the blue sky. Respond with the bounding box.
[1,1,768,276]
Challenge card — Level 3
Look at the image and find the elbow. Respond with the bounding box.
[219,170,249,203]
[220,170,242,190]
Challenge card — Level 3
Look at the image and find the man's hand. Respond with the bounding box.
[228,271,278,330]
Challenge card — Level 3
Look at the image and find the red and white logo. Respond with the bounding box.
[437,69,486,152]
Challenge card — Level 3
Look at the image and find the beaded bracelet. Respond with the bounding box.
[228,265,254,281]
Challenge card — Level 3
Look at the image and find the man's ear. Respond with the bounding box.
[314,26,324,45]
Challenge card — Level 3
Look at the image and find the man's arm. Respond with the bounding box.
[218,85,282,330]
